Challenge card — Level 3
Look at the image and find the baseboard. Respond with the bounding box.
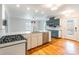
[51,37,62,39]
[62,38,79,42]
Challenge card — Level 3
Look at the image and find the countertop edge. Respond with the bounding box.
[0,40,26,48]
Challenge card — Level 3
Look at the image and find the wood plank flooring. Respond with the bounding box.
[27,38,79,55]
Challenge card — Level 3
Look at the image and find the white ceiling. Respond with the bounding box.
[5,4,79,19]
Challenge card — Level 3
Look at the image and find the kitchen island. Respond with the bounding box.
[0,31,51,55]
[25,32,51,50]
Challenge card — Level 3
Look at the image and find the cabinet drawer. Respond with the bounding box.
[43,32,49,44]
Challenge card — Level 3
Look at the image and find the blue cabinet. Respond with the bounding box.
[46,17,60,38]
[51,30,59,38]
[46,17,60,27]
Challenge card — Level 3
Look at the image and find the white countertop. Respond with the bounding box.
[46,26,61,30]
[0,31,31,37]
[0,40,26,48]
[0,31,50,48]
[0,31,49,37]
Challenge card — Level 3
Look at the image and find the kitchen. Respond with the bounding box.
[0,4,79,55]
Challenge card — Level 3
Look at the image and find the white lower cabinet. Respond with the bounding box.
[31,33,38,48]
[37,33,42,46]
[26,34,31,50]
[27,33,43,50]
[27,32,49,50]
[0,43,25,55]
[27,38,31,50]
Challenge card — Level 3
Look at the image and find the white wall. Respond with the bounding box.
[32,20,46,32]
[35,20,46,32]
[0,17,2,30]
[60,18,66,38]
[8,17,32,33]
[7,17,47,33]
[0,5,4,36]
[0,5,2,30]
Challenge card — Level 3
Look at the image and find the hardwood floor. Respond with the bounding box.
[27,38,79,55]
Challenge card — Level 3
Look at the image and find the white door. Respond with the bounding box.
[63,18,77,40]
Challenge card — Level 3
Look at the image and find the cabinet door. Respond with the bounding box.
[27,34,31,50]
[37,33,42,46]
[43,32,49,44]
[0,43,25,55]
[31,34,37,48]
[51,30,59,37]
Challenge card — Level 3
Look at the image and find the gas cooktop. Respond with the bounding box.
[0,34,26,44]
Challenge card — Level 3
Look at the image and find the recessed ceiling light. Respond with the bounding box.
[16,4,20,7]
[35,10,38,13]
[27,7,30,10]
